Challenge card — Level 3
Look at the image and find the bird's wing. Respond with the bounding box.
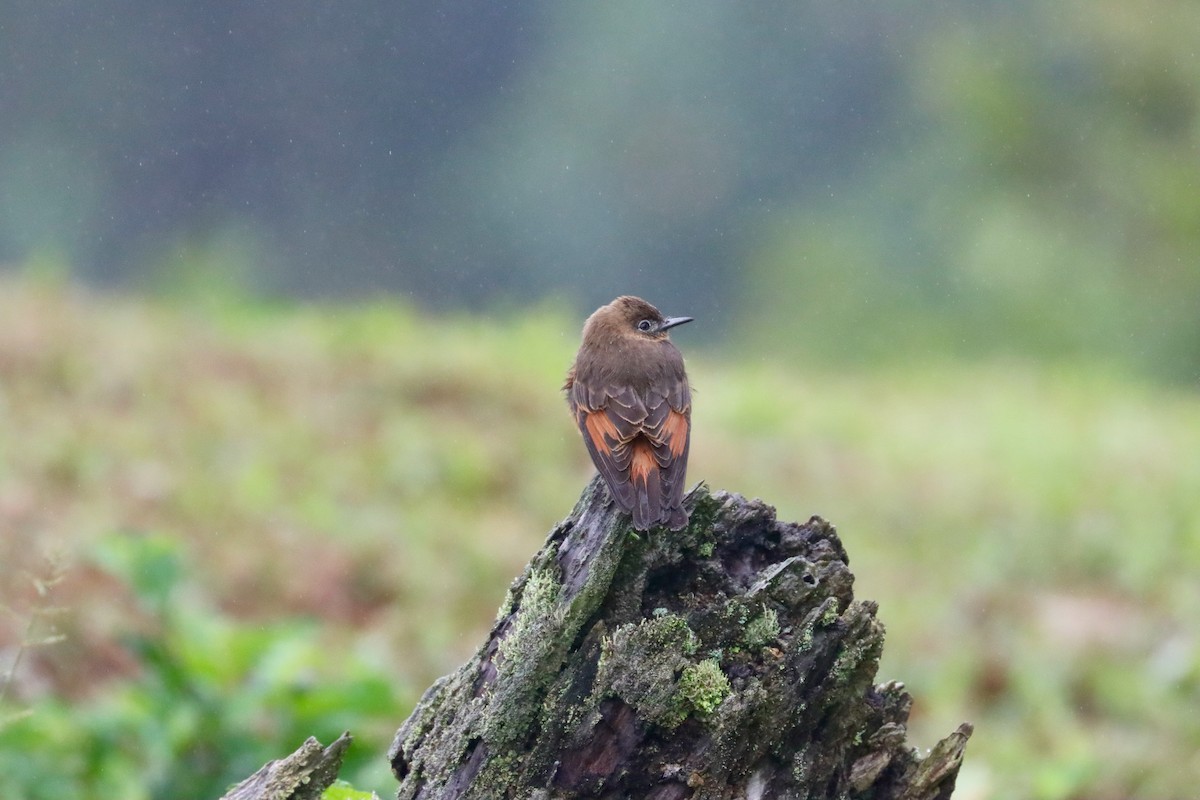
[643,379,692,513]
[569,380,648,513]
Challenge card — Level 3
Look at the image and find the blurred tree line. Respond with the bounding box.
[1,1,1197,379]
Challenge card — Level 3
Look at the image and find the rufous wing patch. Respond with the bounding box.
[584,409,622,454]
[663,408,689,458]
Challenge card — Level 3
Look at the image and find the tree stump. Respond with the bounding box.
[388,477,972,799]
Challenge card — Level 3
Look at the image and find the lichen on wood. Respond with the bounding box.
[220,732,352,800]
[388,476,972,799]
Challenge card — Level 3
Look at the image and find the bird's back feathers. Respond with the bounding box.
[567,361,691,530]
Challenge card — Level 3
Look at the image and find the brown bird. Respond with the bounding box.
[565,296,693,531]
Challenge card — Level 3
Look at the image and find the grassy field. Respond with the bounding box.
[1,275,1198,799]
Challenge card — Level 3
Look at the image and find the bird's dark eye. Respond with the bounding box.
[637,319,654,332]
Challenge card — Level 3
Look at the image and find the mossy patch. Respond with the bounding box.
[484,562,563,747]
[593,614,701,729]
[679,658,732,716]
[743,607,781,650]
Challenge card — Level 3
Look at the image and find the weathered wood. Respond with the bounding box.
[220,732,353,800]
[388,477,972,799]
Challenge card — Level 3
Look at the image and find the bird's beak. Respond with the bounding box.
[659,316,694,331]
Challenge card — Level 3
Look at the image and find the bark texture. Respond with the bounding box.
[389,477,972,799]
[220,732,352,800]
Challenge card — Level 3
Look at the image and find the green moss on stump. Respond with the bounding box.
[678,658,732,716]
[388,478,972,799]
[590,613,736,730]
[743,606,781,650]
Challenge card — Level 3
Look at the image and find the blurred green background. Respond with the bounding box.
[1,2,1199,799]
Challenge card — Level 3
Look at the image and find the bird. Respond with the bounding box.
[564,296,693,531]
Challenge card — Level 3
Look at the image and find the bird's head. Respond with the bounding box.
[587,295,693,343]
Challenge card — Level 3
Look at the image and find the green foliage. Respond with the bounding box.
[1,278,1198,799]
[323,781,381,800]
[732,4,1200,381]
[0,533,405,800]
